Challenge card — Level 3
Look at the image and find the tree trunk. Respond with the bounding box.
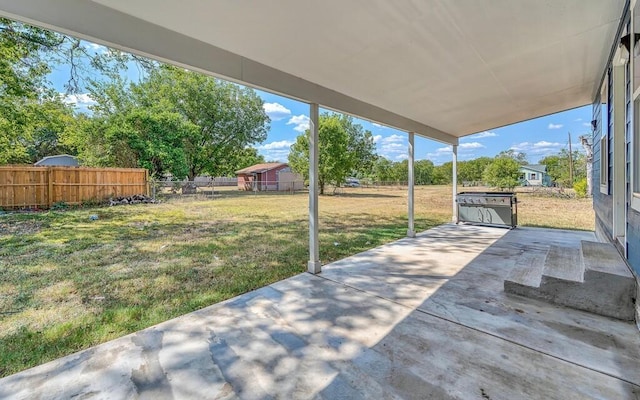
[581,136,594,197]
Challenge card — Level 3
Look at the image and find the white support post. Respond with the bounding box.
[407,132,416,238]
[452,144,458,222]
[308,103,321,274]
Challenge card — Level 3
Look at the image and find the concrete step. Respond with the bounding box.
[582,240,634,278]
[504,241,636,321]
[514,245,585,312]
[578,241,635,321]
[540,246,584,283]
[503,247,548,297]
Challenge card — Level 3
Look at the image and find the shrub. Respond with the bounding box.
[573,178,588,198]
[51,201,68,210]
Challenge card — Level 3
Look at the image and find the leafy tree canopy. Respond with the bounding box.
[483,157,521,190]
[72,65,270,179]
[288,113,376,194]
[496,149,528,165]
[539,149,586,187]
[0,18,149,165]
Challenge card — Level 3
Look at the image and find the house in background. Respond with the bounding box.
[34,154,79,167]
[235,162,303,192]
[519,164,551,187]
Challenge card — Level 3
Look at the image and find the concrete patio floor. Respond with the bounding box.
[1,224,639,399]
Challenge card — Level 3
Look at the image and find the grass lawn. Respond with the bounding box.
[0,185,593,377]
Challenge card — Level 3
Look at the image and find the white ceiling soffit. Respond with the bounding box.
[0,1,624,143]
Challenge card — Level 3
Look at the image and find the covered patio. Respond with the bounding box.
[2,224,638,399]
[0,0,625,275]
[0,1,637,398]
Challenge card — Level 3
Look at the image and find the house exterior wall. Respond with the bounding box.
[238,165,302,191]
[519,167,548,187]
[593,87,615,243]
[237,174,254,191]
[260,169,279,191]
[278,171,304,191]
[592,3,640,304]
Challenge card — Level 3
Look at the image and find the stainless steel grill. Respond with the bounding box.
[456,192,517,228]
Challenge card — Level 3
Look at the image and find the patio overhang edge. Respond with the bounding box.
[0,0,458,145]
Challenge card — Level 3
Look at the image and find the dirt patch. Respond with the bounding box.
[0,220,43,236]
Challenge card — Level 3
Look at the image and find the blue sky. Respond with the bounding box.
[254,91,591,165]
[52,42,592,166]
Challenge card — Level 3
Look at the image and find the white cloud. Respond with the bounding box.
[510,140,568,158]
[462,131,497,140]
[372,122,382,127]
[582,122,592,127]
[548,123,563,129]
[258,140,294,150]
[426,141,485,163]
[84,42,108,54]
[256,139,297,161]
[459,142,485,149]
[377,134,407,159]
[532,141,559,148]
[395,154,408,161]
[425,146,452,163]
[574,118,583,122]
[61,93,97,112]
[257,148,290,162]
[263,102,291,121]
[381,134,404,143]
[287,115,310,133]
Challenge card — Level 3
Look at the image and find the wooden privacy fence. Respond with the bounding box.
[0,166,149,209]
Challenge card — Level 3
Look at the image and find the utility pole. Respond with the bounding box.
[568,132,574,186]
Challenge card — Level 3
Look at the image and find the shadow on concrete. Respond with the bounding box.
[1,224,639,399]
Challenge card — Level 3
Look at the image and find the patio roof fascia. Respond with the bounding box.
[0,0,458,145]
[591,0,630,102]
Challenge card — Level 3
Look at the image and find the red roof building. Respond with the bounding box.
[235,163,303,191]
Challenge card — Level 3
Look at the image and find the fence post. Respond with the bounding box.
[48,167,54,208]
[145,169,150,196]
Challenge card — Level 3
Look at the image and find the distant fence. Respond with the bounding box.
[153,179,305,198]
[0,166,149,209]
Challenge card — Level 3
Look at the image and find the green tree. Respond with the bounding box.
[0,18,72,164]
[0,18,151,165]
[73,65,270,179]
[539,150,586,187]
[136,66,270,179]
[457,157,493,184]
[432,162,453,185]
[0,93,79,164]
[497,149,528,165]
[483,157,521,190]
[219,147,265,177]
[371,156,395,182]
[539,154,562,183]
[414,159,435,185]
[288,113,377,194]
[390,160,408,183]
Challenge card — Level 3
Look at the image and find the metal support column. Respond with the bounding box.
[452,144,458,222]
[407,132,416,238]
[308,103,321,274]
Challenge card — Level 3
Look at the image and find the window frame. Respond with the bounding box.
[632,97,640,210]
[632,1,640,211]
[600,134,609,194]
